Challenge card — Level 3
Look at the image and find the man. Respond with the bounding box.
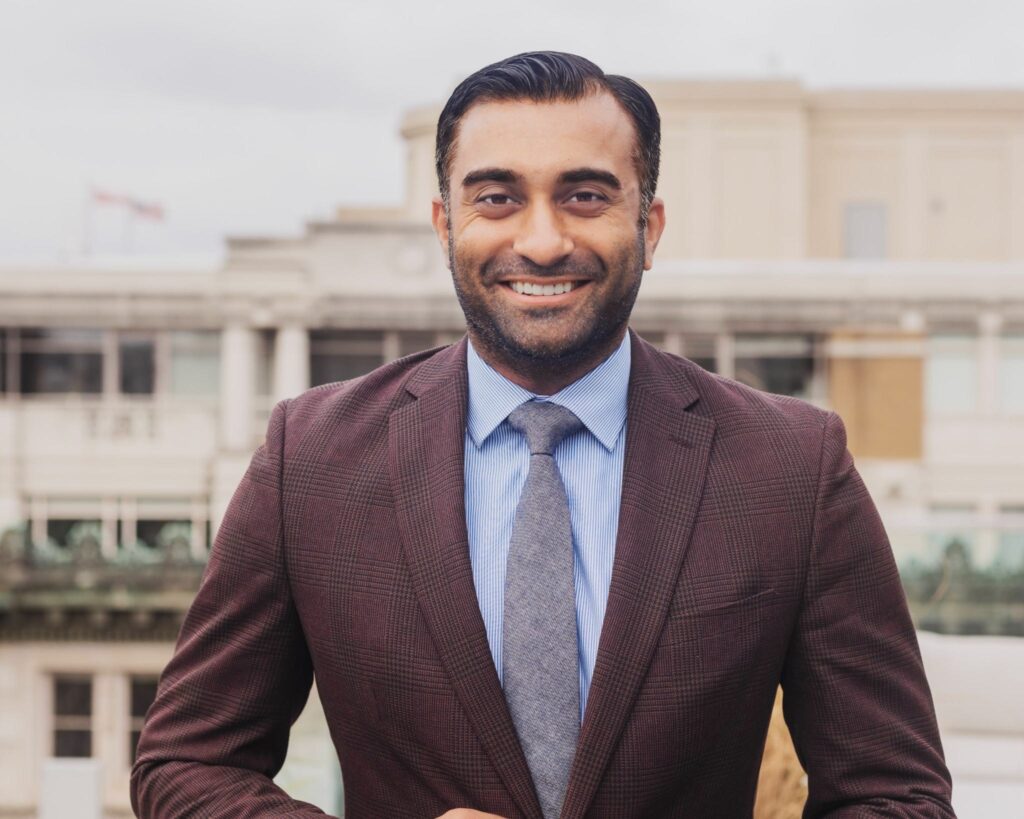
[132,52,954,818]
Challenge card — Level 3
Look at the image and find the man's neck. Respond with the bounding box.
[467,328,629,396]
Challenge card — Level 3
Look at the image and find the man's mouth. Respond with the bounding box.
[506,280,582,296]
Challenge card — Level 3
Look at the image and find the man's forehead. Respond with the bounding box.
[451,92,639,185]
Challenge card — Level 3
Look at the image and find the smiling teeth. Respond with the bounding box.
[510,281,576,296]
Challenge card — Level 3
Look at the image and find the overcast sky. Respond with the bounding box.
[2,0,1023,262]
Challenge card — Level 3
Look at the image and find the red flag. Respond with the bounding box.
[92,189,165,220]
[92,189,127,206]
[130,199,165,221]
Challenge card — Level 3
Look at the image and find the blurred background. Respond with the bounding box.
[1,1,1023,817]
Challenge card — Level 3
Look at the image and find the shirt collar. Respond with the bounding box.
[466,332,631,452]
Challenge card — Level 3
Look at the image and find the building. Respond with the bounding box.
[1,79,1023,817]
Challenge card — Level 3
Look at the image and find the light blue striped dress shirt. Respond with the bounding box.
[464,333,630,722]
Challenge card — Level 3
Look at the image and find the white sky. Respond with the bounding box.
[2,0,1023,262]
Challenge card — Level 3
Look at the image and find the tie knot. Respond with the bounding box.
[507,401,583,455]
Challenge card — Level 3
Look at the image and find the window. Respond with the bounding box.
[926,504,977,569]
[119,336,155,395]
[843,201,888,259]
[684,336,717,373]
[912,504,1024,635]
[54,676,92,757]
[131,497,202,559]
[135,519,192,559]
[398,331,439,358]
[926,335,977,414]
[255,330,275,397]
[129,676,159,765]
[999,335,1024,413]
[996,505,1024,575]
[169,331,220,396]
[46,519,102,551]
[310,330,385,386]
[19,329,103,394]
[28,496,208,563]
[734,335,815,398]
[636,331,665,349]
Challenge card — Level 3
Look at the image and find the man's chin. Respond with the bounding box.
[485,326,622,368]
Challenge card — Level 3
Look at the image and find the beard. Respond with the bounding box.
[448,229,645,377]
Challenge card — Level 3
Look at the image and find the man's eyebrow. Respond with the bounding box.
[461,168,522,188]
[558,168,622,190]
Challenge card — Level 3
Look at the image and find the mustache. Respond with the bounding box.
[479,254,605,283]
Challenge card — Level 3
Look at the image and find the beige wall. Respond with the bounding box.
[809,94,1024,261]
[395,83,1024,262]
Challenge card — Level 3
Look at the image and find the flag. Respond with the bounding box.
[92,188,127,206]
[91,188,166,220]
[129,199,165,221]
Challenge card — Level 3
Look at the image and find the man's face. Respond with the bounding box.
[432,92,665,381]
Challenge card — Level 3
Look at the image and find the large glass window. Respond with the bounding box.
[999,334,1024,413]
[54,676,92,758]
[169,331,220,396]
[119,336,155,394]
[19,328,103,394]
[925,334,977,414]
[843,201,888,259]
[310,330,385,386]
[734,335,815,398]
[129,676,159,765]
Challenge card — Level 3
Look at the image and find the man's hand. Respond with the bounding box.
[436,811,508,819]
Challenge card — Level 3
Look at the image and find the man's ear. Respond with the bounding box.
[431,197,451,270]
[643,197,666,271]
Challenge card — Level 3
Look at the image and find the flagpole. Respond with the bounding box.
[82,184,94,259]
[123,204,135,253]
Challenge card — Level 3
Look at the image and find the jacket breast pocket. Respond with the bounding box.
[661,588,778,649]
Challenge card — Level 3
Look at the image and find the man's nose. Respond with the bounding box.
[511,203,574,268]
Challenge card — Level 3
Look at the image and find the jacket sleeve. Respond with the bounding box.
[780,411,955,818]
[131,400,329,818]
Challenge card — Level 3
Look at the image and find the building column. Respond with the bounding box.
[220,325,257,452]
[661,332,684,357]
[978,311,1002,418]
[100,497,118,560]
[190,497,208,562]
[715,333,736,380]
[272,326,310,402]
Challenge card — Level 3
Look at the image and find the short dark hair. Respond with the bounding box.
[435,51,661,222]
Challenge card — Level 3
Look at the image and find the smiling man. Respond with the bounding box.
[132,52,955,818]
[435,88,662,396]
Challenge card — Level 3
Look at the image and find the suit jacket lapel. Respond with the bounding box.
[562,333,716,819]
[388,339,542,819]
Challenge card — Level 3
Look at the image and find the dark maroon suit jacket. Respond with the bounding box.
[131,332,954,818]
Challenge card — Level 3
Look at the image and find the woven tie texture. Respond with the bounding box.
[503,400,583,819]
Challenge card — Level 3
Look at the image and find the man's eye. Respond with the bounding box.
[566,191,607,206]
[478,194,514,206]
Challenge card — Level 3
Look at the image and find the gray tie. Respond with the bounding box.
[503,400,583,819]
